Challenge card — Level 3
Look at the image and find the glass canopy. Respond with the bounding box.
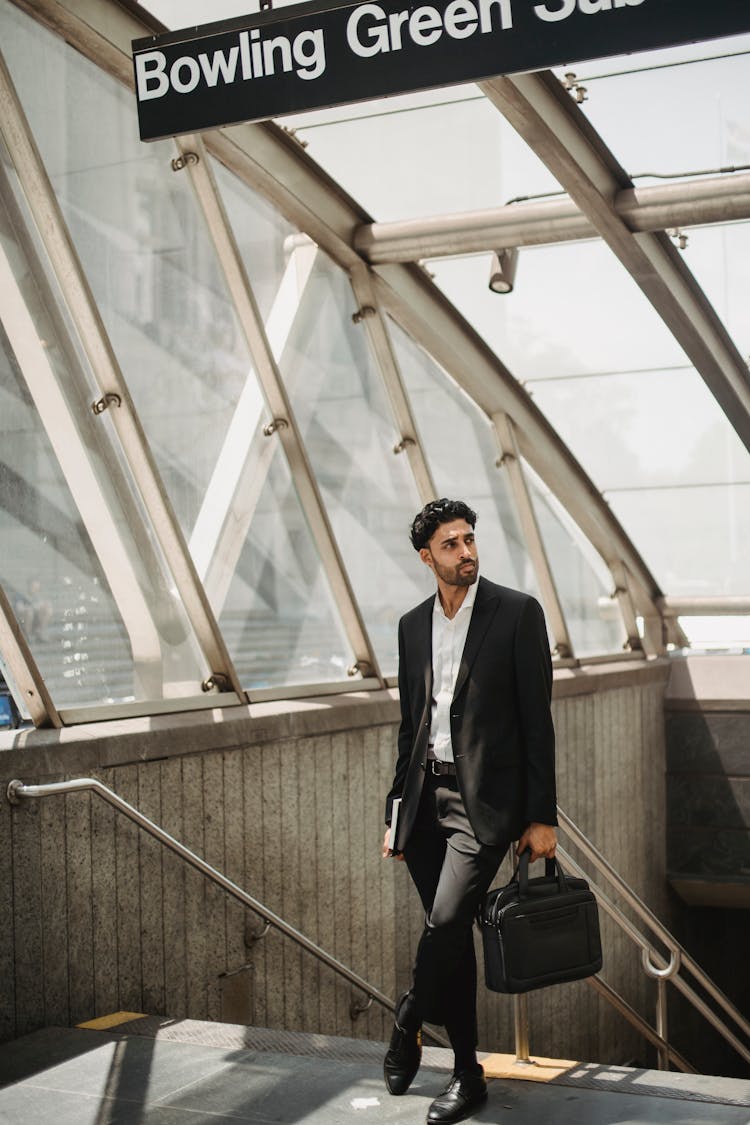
[0,0,748,726]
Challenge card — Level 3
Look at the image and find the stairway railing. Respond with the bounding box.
[5,776,444,1048]
[543,808,750,1073]
[6,778,749,1072]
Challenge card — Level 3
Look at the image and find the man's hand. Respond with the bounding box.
[382,827,406,861]
[517,822,557,863]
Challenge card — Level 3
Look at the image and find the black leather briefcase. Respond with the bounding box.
[480,850,602,994]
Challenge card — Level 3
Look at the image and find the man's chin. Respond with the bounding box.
[456,571,478,587]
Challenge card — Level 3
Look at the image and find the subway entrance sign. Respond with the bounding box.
[133,0,750,141]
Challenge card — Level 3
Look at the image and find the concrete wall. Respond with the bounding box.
[665,655,750,905]
[664,654,750,1078]
[0,662,670,1067]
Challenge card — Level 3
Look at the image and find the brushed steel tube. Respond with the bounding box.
[587,975,693,1073]
[6,777,449,1045]
[658,596,750,617]
[355,173,750,263]
[656,978,669,1071]
[513,993,532,1064]
[566,849,750,1066]
[557,815,750,1058]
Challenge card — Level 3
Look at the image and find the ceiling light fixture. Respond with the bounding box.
[488,248,519,294]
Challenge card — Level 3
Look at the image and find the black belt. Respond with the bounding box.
[424,759,457,776]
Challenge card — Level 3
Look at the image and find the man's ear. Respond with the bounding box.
[419,547,434,573]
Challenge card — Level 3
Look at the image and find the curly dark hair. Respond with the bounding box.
[409,499,477,551]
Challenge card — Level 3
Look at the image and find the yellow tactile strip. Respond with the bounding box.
[77,1012,148,1031]
[480,1052,579,1082]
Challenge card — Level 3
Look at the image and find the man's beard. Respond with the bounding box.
[432,558,478,587]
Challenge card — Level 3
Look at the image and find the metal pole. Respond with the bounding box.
[349,262,437,506]
[641,946,680,1072]
[354,173,750,262]
[656,979,669,1071]
[587,974,693,1073]
[491,412,574,660]
[559,842,750,1067]
[659,596,750,616]
[513,994,533,1065]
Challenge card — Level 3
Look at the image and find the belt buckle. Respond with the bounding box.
[430,759,441,775]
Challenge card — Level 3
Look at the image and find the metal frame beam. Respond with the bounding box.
[348,262,437,505]
[354,172,750,262]
[480,72,750,455]
[491,413,574,659]
[659,597,750,617]
[174,134,382,683]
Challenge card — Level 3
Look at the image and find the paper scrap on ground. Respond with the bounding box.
[350,1097,381,1109]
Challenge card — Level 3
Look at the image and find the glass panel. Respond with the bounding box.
[429,242,686,382]
[2,2,355,691]
[610,485,749,598]
[387,318,539,602]
[683,221,750,362]
[527,368,750,493]
[430,241,750,603]
[275,253,427,676]
[525,467,626,658]
[219,447,353,689]
[213,159,294,324]
[576,41,750,182]
[0,138,208,708]
[286,93,558,221]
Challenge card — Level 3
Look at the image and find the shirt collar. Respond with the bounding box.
[433,575,479,619]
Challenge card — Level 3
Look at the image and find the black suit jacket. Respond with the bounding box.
[386,576,557,849]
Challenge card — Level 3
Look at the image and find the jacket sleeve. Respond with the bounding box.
[385,617,413,825]
[514,597,557,827]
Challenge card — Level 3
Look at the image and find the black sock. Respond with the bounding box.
[446,1017,480,1075]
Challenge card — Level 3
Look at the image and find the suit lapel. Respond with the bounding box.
[452,578,501,700]
[415,597,434,703]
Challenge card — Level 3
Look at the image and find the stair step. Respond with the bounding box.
[1,1017,748,1124]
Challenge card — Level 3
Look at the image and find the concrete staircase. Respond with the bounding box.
[1,1014,749,1124]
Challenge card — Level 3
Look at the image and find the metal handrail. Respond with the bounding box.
[7,777,748,1070]
[587,974,693,1073]
[5,777,448,1047]
[555,809,750,1070]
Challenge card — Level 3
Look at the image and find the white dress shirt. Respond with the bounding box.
[428,577,479,762]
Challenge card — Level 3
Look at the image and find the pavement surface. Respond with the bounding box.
[1,1016,748,1125]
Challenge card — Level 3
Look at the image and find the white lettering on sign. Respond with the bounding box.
[134,0,651,108]
[134,27,326,101]
[444,0,480,38]
[533,0,645,22]
[346,0,512,57]
[198,45,240,86]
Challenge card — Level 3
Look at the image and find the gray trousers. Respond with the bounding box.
[403,772,509,1041]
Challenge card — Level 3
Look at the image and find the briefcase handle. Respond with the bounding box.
[517,848,567,898]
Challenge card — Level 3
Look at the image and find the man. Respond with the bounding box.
[382,498,557,1124]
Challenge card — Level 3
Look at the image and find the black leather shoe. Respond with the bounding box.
[426,1069,487,1123]
[383,993,422,1095]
